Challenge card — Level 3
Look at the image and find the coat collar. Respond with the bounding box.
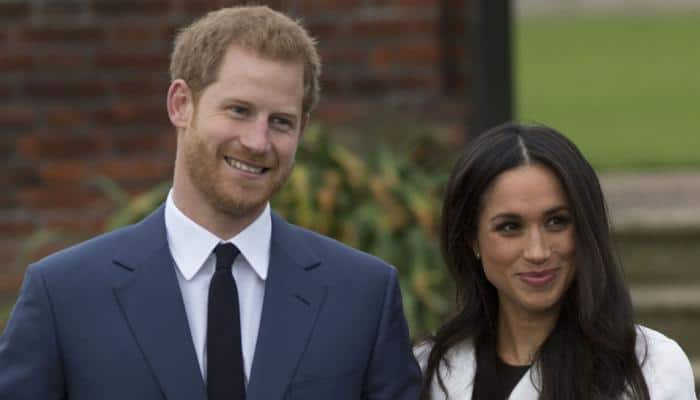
[245,212,325,399]
[419,339,541,400]
[113,205,207,400]
[112,207,326,400]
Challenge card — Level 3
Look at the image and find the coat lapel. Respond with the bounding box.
[246,213,326,399]
[509,365,540,399]
[113,206,207,400]
[442,339,477,399]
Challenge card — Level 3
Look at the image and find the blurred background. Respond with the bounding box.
[1,0,699,387]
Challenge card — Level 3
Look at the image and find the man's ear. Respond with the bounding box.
[167,79,193,130]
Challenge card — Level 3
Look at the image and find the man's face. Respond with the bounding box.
[175,45,305,225]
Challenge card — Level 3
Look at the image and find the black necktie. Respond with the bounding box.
[207,243,246,400]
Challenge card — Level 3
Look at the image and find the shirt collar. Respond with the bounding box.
[164,190,271,281]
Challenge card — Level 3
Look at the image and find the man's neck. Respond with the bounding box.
[171,186,264,240]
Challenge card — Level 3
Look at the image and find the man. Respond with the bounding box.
[0,6,421,400]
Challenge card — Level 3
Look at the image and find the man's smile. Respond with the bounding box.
[224,156,269,175]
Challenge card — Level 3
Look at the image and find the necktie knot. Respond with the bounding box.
[214,243,240,272]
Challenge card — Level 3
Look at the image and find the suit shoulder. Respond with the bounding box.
[29,222,143,277]
[286,222,395,275]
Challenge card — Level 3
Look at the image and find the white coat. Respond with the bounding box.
[415,325,696,399]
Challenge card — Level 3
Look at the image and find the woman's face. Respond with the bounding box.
[475,163,576,320]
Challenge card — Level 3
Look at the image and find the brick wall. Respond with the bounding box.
[0,0,469,296]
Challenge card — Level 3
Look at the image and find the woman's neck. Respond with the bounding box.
[496,304,559,366]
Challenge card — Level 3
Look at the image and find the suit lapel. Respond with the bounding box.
[246,213,325,399]
[113,206,207,400]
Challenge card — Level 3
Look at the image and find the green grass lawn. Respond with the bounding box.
[515,13,700,170]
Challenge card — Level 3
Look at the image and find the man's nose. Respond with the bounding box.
[239,117,271,154]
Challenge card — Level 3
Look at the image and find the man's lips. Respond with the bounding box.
[517,268,559,287]
[224,156,269,175]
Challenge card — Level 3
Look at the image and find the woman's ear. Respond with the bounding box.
[167,79,193,130]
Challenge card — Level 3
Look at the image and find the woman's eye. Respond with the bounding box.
[546,215,572,230]
[496,222,520,233]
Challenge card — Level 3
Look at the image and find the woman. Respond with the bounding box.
[416,123,695,399]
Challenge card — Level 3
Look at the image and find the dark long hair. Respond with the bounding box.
[420,123,649,400]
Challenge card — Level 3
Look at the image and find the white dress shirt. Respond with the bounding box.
[164,191,270,384]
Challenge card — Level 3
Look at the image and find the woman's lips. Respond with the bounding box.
[518,268,558,287]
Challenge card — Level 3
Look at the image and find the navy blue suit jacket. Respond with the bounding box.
[0,206,421,399]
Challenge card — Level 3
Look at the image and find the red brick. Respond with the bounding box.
[0,191,18,208]
[306,21,344,38]
[19,187,105,210]
[350,18,437,37]
[315,99,373,124]
[182,0,234,15]
[370,42,439,67]
[39,0,88,16]
[95,158,171,182]
[31,135,107,159]
[16,134,40,159]
[350,74,435,93]
[104,24,163,43]
[0,54,33,72]
[0,106,34,129]
[319,45,365,66]
[0,84,10,98]
[95,52,169,71]
[19,26,104,44]
[93,0,173,16]
[162,132,177,153]
[0,137,15,159]
[95,103,168,126]
[0,219,36,237]
[43,213,103,236]
[379,0,437,5]
[113,134,166,154]
[114,78,169,97]
[319,76,347,94]
[38,160,89,185]
[46,107,90,128]
[24,81,106,100]
[299,0,362,13]
[0,271,24,294]
[31,53,92,73]
[7,164,42,187]
[0,2,30,20]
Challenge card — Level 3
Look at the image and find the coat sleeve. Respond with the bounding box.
[0,264,66,400]
[639,327,696,400]
[363,267,422,399]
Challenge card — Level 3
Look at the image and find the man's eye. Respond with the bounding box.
[271,116,293,130]
[229,106,249,116]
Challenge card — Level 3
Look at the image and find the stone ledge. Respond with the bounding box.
[631,284,700,311]
[611,208,700,235]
